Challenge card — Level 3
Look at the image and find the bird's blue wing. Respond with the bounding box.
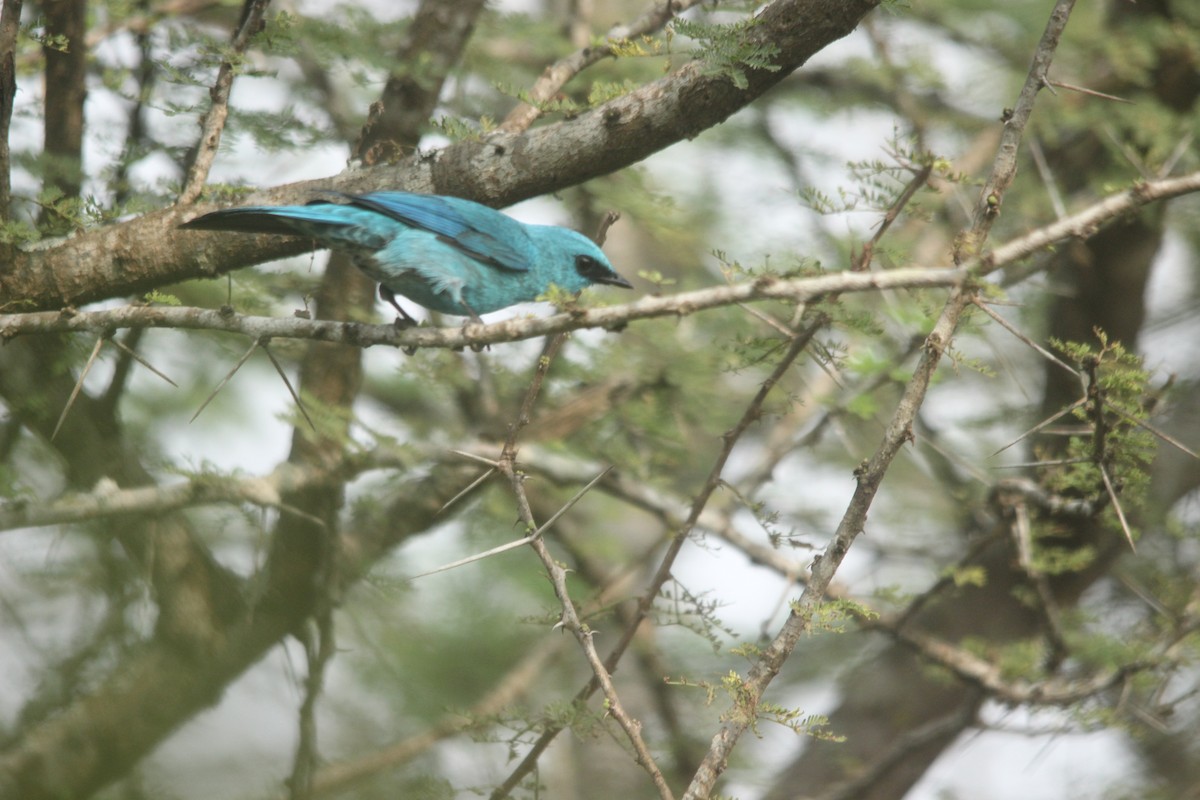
[344,192,533,273]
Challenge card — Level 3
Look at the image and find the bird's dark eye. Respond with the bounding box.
[575,254,606,281]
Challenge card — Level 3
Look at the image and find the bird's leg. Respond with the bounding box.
[380,285,418,329]
[458,300,489,352]
[458,299,485,326]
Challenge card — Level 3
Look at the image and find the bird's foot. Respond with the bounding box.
[458,315,489,352]
[458,299,484,327]
[456,301,489,351]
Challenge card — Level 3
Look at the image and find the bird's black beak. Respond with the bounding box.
[596,273,634,289]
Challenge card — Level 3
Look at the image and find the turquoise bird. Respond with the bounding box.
[182,191,632,323]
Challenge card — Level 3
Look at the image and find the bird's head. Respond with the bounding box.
[530,227,633,292]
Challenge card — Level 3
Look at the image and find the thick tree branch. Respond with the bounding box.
[0,0,879,311]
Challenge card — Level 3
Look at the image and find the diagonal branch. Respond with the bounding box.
[492,324,673,797]
[887,625,1150,706]
[498,0,705,134]
[955,0,1076,261]
[685,2,1081,796]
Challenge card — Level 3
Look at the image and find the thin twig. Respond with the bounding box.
[410,468,613,581]
[500,334,565,461]
[488,201,671,792]
[52,336,105,441]
[406,535,534,582]
[993,457,1091,468]
[1102,123,1153,180]
[1104,402,1200,460]
[972,297,1080,378]
[293,636,564,798]
[507,474,675,800]
[955,0,1077,262]
[261,340,315,431]
[854,161,933,271]
[533,466,614,536]
[1027,136,1067,219]
[499,0,705,134]
[177,0,273,204]
[436,466,497,515]
[111,0,157,208]
[288,539,339,800]
[107,333,178,387]
[1099,462,1135,551]
[190,338,260,423]
[991,398,1087,457]
[1159,132,1193,178]
[1045,78,1133,105]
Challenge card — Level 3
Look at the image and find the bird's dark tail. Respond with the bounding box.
[181,206,325,236]
[180,203,390,250]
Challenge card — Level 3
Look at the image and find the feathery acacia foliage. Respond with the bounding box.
[1,1,1200,799]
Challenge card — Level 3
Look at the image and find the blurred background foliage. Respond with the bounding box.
[2,0,1199,799]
